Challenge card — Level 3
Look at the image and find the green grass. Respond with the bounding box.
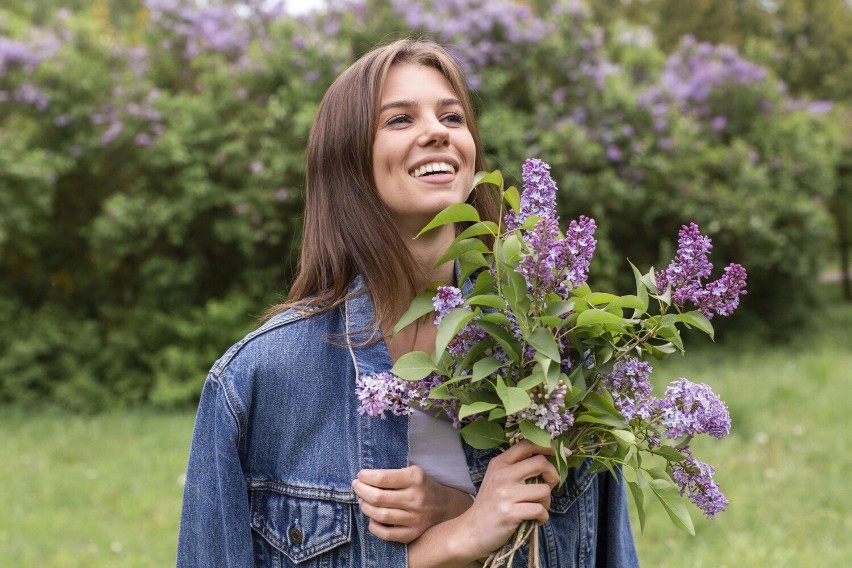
[0,411,194,567]
[1,300,850,567]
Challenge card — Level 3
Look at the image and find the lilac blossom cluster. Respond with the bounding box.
[507,382,575,439]
[639,35,776,135]
[656,223,748,319]
[670,446,729,518]
[432,285,465,324]
[355,372,465,425]
[508,159,597,297]
[144,0,284,62]
[659,379,731,440]
[506,158,559,230]
[354,372,414,419]
[603,357,654,422]
[391,0,553,88]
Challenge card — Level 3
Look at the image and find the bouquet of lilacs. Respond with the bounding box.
[356,159,747,567]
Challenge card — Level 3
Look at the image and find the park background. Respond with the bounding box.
[1,0,850,565]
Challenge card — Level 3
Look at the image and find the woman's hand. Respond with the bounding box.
[353,465,474,543]
[459,440,560,558]
[407,440,560,568]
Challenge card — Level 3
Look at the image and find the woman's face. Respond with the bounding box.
[372,63,476,237]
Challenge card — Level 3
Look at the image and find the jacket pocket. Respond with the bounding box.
[549,458,596,515]
[250,489,352,566]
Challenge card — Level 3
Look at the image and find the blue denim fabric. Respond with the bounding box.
[177,277,640,567]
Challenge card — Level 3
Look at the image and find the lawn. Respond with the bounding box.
[1,301,850,567]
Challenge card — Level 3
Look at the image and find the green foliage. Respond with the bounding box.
[1,0,847,410]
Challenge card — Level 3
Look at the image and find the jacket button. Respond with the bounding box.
[289,526,304,545]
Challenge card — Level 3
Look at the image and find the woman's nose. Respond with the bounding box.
[418,117,450,146]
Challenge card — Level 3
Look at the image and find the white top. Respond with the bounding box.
[408,408,476,495]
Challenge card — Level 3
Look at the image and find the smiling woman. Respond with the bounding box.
[176,39,639,568]
[372,63,476,238]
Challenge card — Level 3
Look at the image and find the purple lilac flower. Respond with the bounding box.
[657,223,713,305]
[505,158,559,230]
[604,357,654,421]
[432,286,465,325]
[693,263,748,319]
[670,446,729,518]
[659,379,730,440]
[355,372,413,419]
[561,215,597,291]
[447,324,487,357]
[509,382,575,439]
[517,216,566,295]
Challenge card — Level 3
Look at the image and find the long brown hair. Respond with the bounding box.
[264,39,499,329]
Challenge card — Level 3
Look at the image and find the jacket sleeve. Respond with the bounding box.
[595,468,641,567]
[177,375,254,567]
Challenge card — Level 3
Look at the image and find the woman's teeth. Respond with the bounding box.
[410,162,455,178]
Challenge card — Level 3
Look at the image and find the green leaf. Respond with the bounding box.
[629,260,651,318]
[506,268,530,315]
[610,295,646,312]
[574,413,628,428]
[459,401,499,420]
[479,312,512,325]
[472,356,504,382]
[627,479,647,533]
[458,250,490,284]
[503,185,520,212]
[435,307,479,360]
[472,270,496,296]
[496,376,532,415]
[652,445,687,462]
[650,479,695,535]
[585,292,619,305]
[467,294,506,310]
[417,203,481,237]
[525,327,561,362]
[472,169,504,190]
[516,369,546,390]
[475,320,521,362]
[656,323,684,352]
[612,429,636,447]
[545,300,575,317]
[676,311,715,339]
[436,238,490,266]
[460,420,505,449]
[427,383,453,400]
[577,309,628,328]
[519,420,553,448]
[456,221,500,240]
[500,234,523,264]
[392,289,437,336]
[390,351,437,381]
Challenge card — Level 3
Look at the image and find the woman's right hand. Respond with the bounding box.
[407,439,560,567]
[461,440,560,557]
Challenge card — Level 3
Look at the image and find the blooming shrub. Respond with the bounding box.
[0,0,841,409]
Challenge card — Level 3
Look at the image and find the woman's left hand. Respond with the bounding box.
[352,465,473,543]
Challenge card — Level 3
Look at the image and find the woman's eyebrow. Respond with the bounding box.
[379,97,462,113]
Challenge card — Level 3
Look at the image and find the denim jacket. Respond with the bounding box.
[177,277,640,567]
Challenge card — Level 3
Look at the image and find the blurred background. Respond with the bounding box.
[1,0,850,566]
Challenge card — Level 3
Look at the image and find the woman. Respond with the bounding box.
[177,39,639,567]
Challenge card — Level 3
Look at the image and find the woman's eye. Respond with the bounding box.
[386,115,411,126]
[442,112,465,124]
